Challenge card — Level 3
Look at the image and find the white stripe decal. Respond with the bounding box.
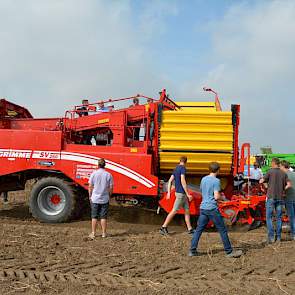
[60,154,153,188]
[0,148,155,188]
[61,151,155,187]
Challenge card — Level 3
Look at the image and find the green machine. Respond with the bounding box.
[256,154,295,174]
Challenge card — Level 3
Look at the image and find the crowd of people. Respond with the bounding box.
[87,155,295,259]
[77,99,114,116]
[77,97,142,117]
[260,158,295,243]
[75,97,146,145]
[159,157,242,258]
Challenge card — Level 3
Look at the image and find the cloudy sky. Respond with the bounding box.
[0,0,294,153]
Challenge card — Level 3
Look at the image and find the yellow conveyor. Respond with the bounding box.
[159,102,234,175]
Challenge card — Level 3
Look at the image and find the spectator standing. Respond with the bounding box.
[106,103,114,111]
[159,156,194,235]
[146,98,155,143]
[260,158,291,243]
[97,101,109,113]
[129,98,140,139]
[132,97,139,106]
[77,99,89,116]
[249,162,263,185]
[280,161,295,240]
[189,162,242,258]
[88,158,113,239]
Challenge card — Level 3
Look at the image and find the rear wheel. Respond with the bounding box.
[29,177,76,223]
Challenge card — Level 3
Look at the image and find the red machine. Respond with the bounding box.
[0,90,269,226]
[159,143,268,229]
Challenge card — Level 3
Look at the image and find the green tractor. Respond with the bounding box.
[256,154,295,174]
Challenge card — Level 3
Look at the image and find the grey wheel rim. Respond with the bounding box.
[37,186,66,216]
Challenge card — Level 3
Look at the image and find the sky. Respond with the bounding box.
[0,0,294,153]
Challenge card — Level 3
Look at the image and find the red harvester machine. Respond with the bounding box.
[0,91,268,226]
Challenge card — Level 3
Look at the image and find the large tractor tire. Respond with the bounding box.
[29,177,76,223]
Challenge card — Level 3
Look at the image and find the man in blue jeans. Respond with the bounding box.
[189,162,242,258]
[280,160,295,240]
[260,158,291,243]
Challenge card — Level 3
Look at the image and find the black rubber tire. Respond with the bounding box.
[29,177,76,223]
[74,187,90,219]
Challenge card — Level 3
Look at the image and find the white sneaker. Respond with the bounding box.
[102,233,107,238]
[88,232,95,240]
[226,250,243,258]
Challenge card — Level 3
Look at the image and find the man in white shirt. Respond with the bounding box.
[249,162,263,185]
[88,158,113,239]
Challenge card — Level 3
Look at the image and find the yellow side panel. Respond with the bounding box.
[159,101,234,175]
[160,141,233,152]
[176,102,216,107]
[176,101,216,110]
[161,123,233,133]
[160,152,232,175]
[162,111,232,124]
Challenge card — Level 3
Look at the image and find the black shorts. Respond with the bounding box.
[91,202,109,219]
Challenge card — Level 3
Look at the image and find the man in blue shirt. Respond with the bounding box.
[97,101,109,113]
[160,156,194,235]
[189,162,242,258]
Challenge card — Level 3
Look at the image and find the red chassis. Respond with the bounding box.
[0,93,174,196]
[0,91,181,222]
[0,91,276,226]
[159,187,268,227]
[158,143,288,227]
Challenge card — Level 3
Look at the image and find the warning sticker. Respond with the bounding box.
[75,164,97,179]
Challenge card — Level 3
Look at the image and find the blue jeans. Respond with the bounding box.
[285,200,295,238]
[266,199,283,240]
[191,208,232,254]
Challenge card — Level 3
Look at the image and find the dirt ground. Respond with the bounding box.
[0,199,295,295]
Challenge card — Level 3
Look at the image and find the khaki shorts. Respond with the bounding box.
[173,193,189,212]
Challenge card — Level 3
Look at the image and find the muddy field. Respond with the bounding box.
[0,199,295,295]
